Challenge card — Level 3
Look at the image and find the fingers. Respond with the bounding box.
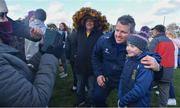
[97,75,106,87]
[102,76,106,82]
[144,65,152,69]
[31,28,43,39]
[141,55,160,71]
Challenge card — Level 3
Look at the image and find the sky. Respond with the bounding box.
[5,0,180,31]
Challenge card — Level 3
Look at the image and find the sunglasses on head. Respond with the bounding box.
[0,12,7,18]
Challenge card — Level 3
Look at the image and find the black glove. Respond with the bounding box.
[39,29,63,59]
[45,44,63,59]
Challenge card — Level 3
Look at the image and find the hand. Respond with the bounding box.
[141,55,160,71]
[30,27,43,39]
[97,75,106,87]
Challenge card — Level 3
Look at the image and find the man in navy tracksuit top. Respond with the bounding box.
[118,32,161,107]
[92,15,161,107]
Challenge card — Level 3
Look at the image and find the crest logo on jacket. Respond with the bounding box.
[104,48,110,54]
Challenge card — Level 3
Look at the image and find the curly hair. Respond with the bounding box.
[59,22,68,31]
[72,7,109,31]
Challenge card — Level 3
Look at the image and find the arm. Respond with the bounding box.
[8,17,42,42]
[91,37,104,77]
[0,54,58,106]
[119,66,153,106]
[141,52,161,71]
[92,37,107,87]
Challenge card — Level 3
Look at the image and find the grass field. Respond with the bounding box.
[49,66,180,107]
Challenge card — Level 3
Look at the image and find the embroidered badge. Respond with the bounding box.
[104,48,110,54]
[131,69,137,80]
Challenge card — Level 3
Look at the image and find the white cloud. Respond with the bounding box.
[8,4,25,19]
[133,0,180,30]
[46,1,72,27]
[6,0,179,30]
[103,8,125,25]
[152,0,180,16]
[83,2,93,7]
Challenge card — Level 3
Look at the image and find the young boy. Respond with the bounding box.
[25,9,47,60]
[118,32,159,107]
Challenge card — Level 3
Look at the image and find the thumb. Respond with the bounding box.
[102,76,106,82]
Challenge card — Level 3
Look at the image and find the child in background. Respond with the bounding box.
[118,32,160,107]
[25,9,46,61]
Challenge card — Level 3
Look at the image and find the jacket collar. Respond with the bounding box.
[127,52,148,62]
[127,51,161,63]
[154,33,166,38]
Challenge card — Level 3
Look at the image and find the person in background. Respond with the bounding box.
[149,24,175,107]
[58,22,68,78]
[65,28,78,92]
[140,26,151,37]
[118,32,160,107]
[0,0,61,106]
[72,7,109,107]
[166,31,178,106]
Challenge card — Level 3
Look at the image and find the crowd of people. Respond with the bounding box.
[0,0,180,107]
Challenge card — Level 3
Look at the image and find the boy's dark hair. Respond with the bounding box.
[117,15,136,33]
[35,8,46,21]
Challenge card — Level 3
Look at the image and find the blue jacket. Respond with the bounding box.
[118,52,160,107]
[92,32,127,83]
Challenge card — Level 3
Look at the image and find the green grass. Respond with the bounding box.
[49,66,180,107]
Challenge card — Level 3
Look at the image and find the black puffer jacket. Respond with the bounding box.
[75,29,103,76]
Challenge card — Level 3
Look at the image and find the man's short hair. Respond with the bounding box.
[116,15,136,33]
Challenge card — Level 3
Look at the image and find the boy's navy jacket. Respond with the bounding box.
[118,52,161,107]
[92,32,127,83]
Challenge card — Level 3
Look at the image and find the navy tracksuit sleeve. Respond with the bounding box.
[92,38,103,77]
[119,66,153,106]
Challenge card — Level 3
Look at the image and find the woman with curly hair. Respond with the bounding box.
[68,7,109,107]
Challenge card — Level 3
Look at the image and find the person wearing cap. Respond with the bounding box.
[117,32,160,107]
[0,0,62,106]
[149,24,175,107]
[92,15,161,107]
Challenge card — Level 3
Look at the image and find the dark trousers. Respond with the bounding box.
[169,81,176,98]
[59,48,67,73]
[93,79,118,107]
[178,48,180,67]
[158,67,174,107]
[76,74,95,104]
[70,60,77,86]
